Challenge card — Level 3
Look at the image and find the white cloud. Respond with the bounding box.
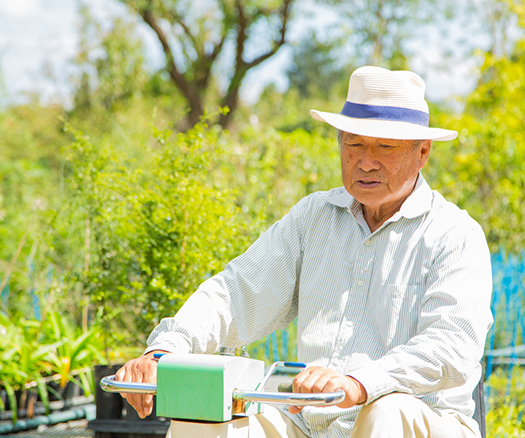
[0,0,41,17]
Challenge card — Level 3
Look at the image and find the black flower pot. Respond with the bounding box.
[47,378,82,402]
[94,364,124,420]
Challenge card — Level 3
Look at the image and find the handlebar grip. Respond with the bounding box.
[283,362,306,368]
[233,389,345,406]
[100,375,157,395]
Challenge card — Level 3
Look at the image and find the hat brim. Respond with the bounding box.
[310,110,457,141]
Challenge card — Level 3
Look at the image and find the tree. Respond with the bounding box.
[317,0,443,68]
[286,34,351,99]
[73,7,148,117]
[119,0,294,129]
[253,0,448,132]
[474,0,517,57]
[425,35,525,253]
[250,34,352,133]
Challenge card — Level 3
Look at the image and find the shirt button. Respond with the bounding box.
[316,425,322,431]
[365,240,371,246]
[358,281,364,287]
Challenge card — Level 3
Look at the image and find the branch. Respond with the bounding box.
[194,32,228,92]
[166,8,201,56]
[209,33,227,63]
[234,0,249,71]
[245,0,292,70]
[165,4,227,91]
[139,5,190,97]
[218,0,294,127]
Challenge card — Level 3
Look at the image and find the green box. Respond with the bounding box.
[156,354,264,422]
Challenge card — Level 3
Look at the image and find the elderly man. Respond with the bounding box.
[116,66,493,438]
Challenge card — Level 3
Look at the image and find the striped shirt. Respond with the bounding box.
[146,174,493,437]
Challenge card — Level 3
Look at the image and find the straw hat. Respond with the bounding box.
[310,66,457,141]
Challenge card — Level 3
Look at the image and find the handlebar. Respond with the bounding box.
[100,375,345,406]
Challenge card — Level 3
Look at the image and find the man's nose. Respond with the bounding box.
[358,146,380,172]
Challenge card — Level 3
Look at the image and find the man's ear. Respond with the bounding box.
[419,140,432,169]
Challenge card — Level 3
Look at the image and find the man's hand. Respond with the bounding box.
[288,366,367,414]
[115,350,170,418]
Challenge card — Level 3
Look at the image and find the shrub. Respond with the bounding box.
[52,118,263,348]
[486,367,525,437]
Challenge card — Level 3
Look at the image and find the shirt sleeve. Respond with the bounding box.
[144,196,308,356]
[348,221,493,404]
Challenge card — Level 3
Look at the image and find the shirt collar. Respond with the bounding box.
[323,173,432,220]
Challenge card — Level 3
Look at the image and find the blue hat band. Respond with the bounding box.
[341,101,429,127]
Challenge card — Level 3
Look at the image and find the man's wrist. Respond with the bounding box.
[348,376,367,405]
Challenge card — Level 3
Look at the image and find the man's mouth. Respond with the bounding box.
[357,179,381,188]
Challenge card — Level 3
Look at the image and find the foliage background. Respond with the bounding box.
[1,0,525,434]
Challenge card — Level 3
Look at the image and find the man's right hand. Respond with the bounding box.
[115,350,170,418]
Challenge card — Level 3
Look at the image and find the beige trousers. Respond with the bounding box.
[351,393,481,438]
[167,393,481,438]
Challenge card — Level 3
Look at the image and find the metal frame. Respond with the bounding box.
[472,379,486,438]
[100,375,345,407]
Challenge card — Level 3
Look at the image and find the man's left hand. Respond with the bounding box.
[288,366,367,414]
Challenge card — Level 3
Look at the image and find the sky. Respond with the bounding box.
[0,0,497,108]
[0,0,125,107]
[1,0,296,106]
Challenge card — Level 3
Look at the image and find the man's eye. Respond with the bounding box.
[379,144,394,149]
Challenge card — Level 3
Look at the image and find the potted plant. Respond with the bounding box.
[43,311,104,401]
[0,314,53,422]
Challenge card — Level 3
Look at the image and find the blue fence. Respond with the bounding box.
[485,251,525,401]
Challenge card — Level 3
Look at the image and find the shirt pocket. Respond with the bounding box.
[373,284,424,348]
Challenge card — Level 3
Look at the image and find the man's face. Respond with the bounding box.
[340,132,431,212]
